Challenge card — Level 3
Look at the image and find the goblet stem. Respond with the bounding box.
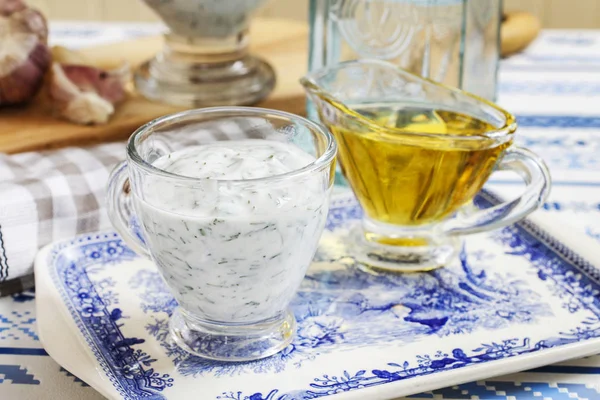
[135,0,275,106]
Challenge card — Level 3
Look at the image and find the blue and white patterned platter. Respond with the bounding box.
[35,191,600,400]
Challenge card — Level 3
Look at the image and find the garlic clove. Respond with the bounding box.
[60,64,127,104]
[49,62,128,125]
[62,91,115,125]
[49,62,81,103]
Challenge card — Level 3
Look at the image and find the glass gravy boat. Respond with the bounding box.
[301,59,551,272]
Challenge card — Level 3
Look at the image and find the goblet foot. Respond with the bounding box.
[348,221,461,272]
[135,54,276,107]
[169,307,295,361]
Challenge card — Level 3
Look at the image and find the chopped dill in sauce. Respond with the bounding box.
[135,139,329,323]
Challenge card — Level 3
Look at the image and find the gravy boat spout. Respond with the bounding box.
[300,59,512,138]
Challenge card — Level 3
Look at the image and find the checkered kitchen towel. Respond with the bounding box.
[0,142,125,296]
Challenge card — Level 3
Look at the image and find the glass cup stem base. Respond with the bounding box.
[348,219,461,272]
[169,307,296,362]
[134,32,276,107]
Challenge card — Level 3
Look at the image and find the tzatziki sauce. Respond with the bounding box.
[134,140,329,324]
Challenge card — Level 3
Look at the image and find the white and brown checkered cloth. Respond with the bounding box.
[0,142,125,296]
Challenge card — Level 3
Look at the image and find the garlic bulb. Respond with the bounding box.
[49,62,129,125]
[0,0,25,16]
[0,1,50,106]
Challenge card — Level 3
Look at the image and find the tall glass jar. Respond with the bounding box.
[308,0,502,102]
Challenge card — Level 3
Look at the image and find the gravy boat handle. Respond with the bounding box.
[106,161,151,257]
[443,146,551,235]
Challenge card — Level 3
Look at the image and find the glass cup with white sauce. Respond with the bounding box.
[107,107,337,361]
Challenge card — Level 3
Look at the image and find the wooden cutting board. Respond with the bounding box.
[0,18,309,154]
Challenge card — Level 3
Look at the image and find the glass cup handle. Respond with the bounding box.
[442,146,551,236]
[106,161,150,257]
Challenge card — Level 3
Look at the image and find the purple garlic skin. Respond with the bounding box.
[0,3,51,106]
[60,64,126,104]
[0,0,26,16]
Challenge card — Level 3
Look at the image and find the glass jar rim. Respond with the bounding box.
[126,106,337,184]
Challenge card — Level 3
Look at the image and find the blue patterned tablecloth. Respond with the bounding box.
[0,24,599,400]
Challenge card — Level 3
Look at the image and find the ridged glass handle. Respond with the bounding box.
[443,146,551,235]
[106,161,150,257]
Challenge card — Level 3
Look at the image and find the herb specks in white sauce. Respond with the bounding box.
[134,139,330,323]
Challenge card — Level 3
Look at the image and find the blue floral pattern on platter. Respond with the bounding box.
[46,191,600,400]
[48,236,174,399]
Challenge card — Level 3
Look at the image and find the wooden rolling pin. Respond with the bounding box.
[501,12,541,57]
